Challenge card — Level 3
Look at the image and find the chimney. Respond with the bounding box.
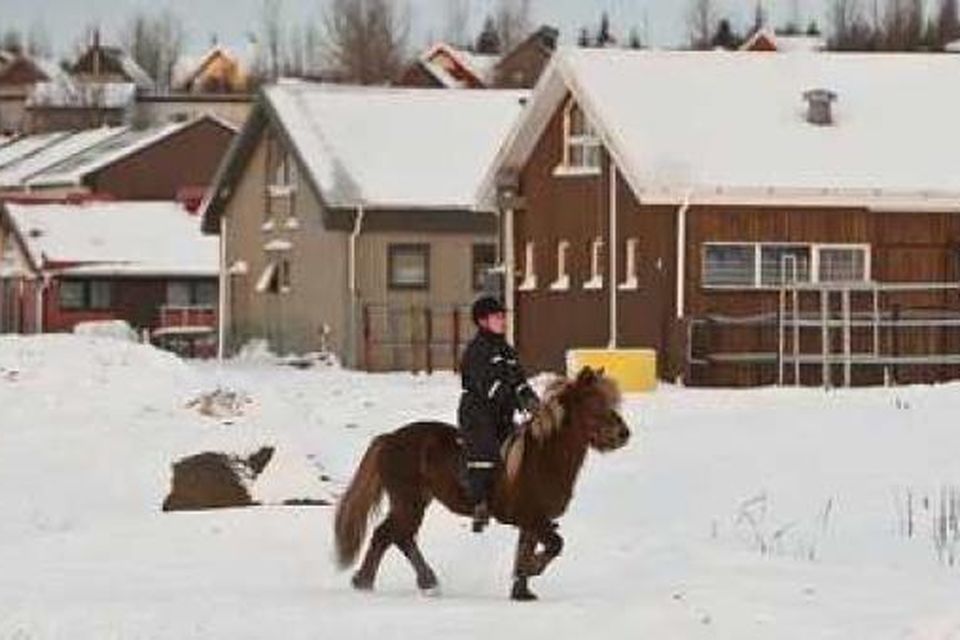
[92,28,101,77]
[803,89,837,126]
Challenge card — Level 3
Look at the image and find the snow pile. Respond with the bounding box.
[73,319,139,343]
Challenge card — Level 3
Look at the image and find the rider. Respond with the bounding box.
[458,296,539,533]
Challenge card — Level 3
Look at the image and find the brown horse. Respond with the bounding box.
[333,366,632,601]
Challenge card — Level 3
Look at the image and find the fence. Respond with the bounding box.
[688,281,960,387]
[361,304,473,373]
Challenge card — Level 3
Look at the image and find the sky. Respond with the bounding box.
[2,0,834,57]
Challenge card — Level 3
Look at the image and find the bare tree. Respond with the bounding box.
[322,0,410,85]
[257,0,285,82]
[122,9,185,90]
[827,0,876,49]
[1,29,25,55]
[443,0,472,46]
[686,0,717,49]
[936,0,960,47]
[494,0,533,51]
[882,0,924,49]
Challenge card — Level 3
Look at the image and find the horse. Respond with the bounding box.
[333,366,632,601]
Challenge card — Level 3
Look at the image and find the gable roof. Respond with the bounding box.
[0,55,70,86]
[173,46,249,91]
[486,48,960,209]
[419,43,499,88]
[3,200,217,277]
[72,44,154,90]
[740,28,826,53]
[203,82,526,232]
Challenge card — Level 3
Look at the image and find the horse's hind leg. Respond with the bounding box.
[510,528,539,601]
[528,524,564,577]
[352,517,393,591]
[392,497,439,592]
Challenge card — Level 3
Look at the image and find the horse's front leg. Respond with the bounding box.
[511,528,539,601]
[527,522,564,577]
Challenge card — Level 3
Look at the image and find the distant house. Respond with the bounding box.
[484,49,960,387]
[25,81,136,132]
[0,200,218,355]
[740,28,826,53]
[398,43,498,89]
[174,46,251,94]
[0,55,70,134]
[0,114,236,200]
[398,26,558,91]
[70,33,154,91]
[201,81,526,369]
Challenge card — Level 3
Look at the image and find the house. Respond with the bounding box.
[0,55,71,134]
[173,46,251,94]
[398,42,498,89]
[25,81,136,132]
[397,26,558,91]
[740,28,826,53]
[0,200,218,355]
[201,81,526,369]
[70,33,154,91]
[484,48,960,387]
[0,114,236,200]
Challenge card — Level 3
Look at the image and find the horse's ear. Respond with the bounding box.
[576,366,597,384]
[596,367,606,378]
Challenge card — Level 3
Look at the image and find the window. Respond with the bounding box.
[388,244,430,290]
[255,259,292,295]
[166,281,218,307]
[59,280,112,311]
[703,243,870,289]
[518,241,537,291]
[819,247,867,282]
[550,240,571,291]
[265,135,298,224]
[584,238,604,290]
[472,243,497,291]
[561,100,602,172]
[620,238,639,290]
[703,244,756,287]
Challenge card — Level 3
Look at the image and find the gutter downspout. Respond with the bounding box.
[349,205,365,368]
[608,164,618,349]
[676,192,692,321]
[36,273,48,334]
[217,216,228,361]
[504,206,515,344]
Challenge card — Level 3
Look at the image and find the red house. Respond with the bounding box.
[0,200,218,355]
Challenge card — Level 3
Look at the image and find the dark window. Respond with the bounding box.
[472,243,497,291]
[166,280,218,306]
[388,244,430,290]
[59,280,112,311]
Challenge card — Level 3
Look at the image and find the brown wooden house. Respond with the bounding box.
[484,49,960,387]
[174,47,250,94]
[202,82,526,369]
[0,55,70,134]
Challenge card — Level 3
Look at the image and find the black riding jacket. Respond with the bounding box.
[458,329,538,440]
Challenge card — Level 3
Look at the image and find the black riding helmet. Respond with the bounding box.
[471,296,506,325]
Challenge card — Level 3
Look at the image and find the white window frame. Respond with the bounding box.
[518,241,537,291]
[701,241,871,290]
[555,99,602,177]
[550,240,571,291]
[619,238,639,291]
[583,237,604,290]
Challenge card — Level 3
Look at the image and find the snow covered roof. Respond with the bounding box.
[4,201,217,277]
[27,81,136,109]
[487,48,960,208]
[420,43,499,88]
[0,126,125,188]
[173,46,250,89]
[264,81,526,209]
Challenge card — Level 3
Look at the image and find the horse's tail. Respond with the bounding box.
[334,435,388,570]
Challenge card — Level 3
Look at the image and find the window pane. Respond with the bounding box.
[472,243,496,290]
[89,281,112,310]
[390,246,429,288]
[166,281,191,306]
[760,246,811,286]
[59,281,85,309]
[195,281,218,306]
[819,248,866,282]
[704,245,755,287]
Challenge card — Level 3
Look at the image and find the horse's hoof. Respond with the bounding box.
[417,573,439,592]
[420,585,442,598]
[510,579,538,602]
[351,573,374,591]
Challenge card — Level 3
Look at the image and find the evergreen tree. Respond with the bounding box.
[711,18,740,49]
[577,26,591,47]
[806,20,822,36]
[475,16,501,54]
[628,26,643,49]
[596,11,616,47]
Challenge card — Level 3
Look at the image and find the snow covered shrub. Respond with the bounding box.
[73,320,139,343]
[732,492,836,561]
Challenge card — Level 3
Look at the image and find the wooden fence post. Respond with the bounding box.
[424,307,433,375]
[362,305,371,372]
[452,307,461,372]
[409,305,417,374]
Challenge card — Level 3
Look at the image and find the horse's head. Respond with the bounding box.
[564,367,631,453]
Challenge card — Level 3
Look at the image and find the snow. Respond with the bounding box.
[2,334,960,637]
[27,81,136,109]
[500,48,960,204]
[5,201,217,276]
[0,126,125,187]
[72,319,139,342]
[0,131,70,171]
[266,82,527,209]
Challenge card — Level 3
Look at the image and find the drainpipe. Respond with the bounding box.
[35,274,48,334]
[217,216,228,361]
[608,165,618,349]
[503,206,515,344]
[675,191,692,321]
[348,205,365,368]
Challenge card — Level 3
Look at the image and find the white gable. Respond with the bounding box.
[265,82,527,210]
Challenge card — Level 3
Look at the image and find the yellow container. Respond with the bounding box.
[566,348,658,393]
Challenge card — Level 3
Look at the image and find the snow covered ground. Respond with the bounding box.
[1,334,960,639]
